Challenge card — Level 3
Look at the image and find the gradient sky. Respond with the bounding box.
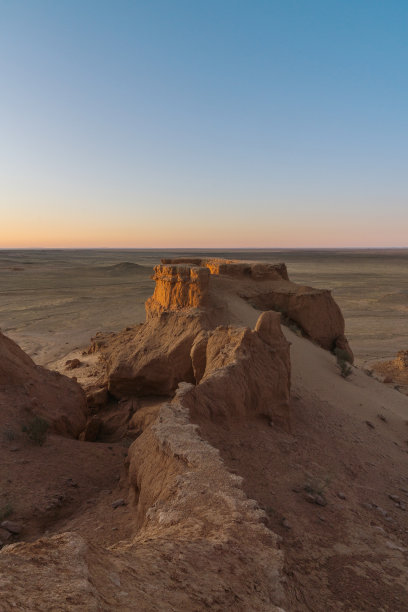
[1,0,407,248]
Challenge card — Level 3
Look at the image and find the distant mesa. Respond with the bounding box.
[88,261,148,276]
[106,262,146,274]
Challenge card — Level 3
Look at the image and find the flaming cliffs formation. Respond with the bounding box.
[1,259,408,611]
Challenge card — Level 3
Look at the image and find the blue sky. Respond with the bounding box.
[1,0,407,247]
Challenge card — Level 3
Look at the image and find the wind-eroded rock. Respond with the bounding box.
[107,311,207,397]
[240,283,353,361]
[146,264,210,316]
[158,257,352,361]
[371,349,408,394]
[188,312,291,429]
[102,258,352,398]
[161,256,289,280]
[0,331,87,437]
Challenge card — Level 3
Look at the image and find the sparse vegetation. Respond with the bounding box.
[22,416,49,446]
[334,348,353,378]
[287,320,303,337]
[3,427,16,441]
[0,502,13,521]
[338,359,352,378]
[304,475,331,497]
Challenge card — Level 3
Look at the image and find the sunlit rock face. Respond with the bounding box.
[146,264,210,317]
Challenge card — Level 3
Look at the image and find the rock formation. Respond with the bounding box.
[371,349,408,394]
[146,263,210,315]
[106,311,207,397]
[0,330,87,437]
[161,257,289,280]
[187,313,291,428]
[396,350,408,370]
[102,257,352,399]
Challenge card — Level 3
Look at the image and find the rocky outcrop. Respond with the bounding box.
[101,258,352,398]
[187,312,291,429]
[160,258,352,360]
[371,349,408,394]
[125,384,286,609]
[106,311,208,397]
[396,350,408,370]
[161,257,289,280]
[0,331,87,437]
[145,264,210,316]
[240,283,353,361]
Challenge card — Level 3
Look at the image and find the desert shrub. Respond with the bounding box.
[0,502,13,521]
[338,359,352,379]
[304,475,331,497]
[334,347,352,364]
[3,428,16,441]
[334,348,352,378]
[22,416,49,446]
[287,320,303,337]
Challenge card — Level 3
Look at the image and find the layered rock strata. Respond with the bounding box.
[105,259,300,399]
[146,263,210,316]
[161,256,289,280]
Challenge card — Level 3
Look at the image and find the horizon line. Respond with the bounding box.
[1,246,408,251]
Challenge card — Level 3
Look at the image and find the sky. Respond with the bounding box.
[0,0,407,248]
